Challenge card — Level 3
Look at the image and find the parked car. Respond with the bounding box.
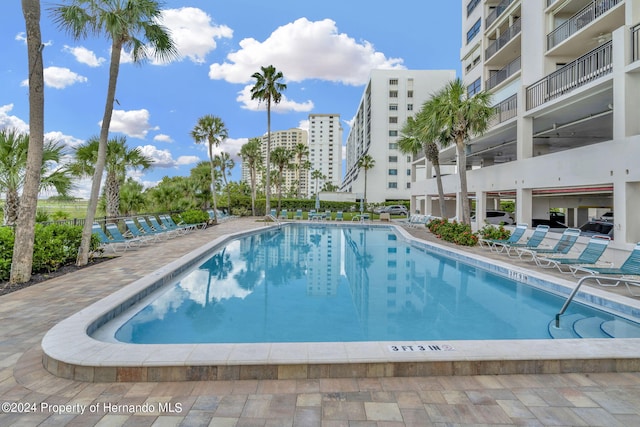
[532,211,567,228]
[600,212,613,222]
[472,210,515,225]
[579,220,614,238]
[382,205,408,215]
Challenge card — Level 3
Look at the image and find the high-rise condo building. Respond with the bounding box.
[308,114,343,197]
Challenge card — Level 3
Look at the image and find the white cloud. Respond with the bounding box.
[209,18,404,86]
[0,104,29,133]
[104,109,155,139]
[153,133,174,143]
[176,155,201,166]
[20,66,88,89]
[236,85,313,113]
[157,7,233,64]
[297,119,310,132]
[137,144,188,168]
[15,32,53,47]
[44,131,85,148]
[63,45,106,67]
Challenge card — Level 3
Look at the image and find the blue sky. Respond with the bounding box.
[0,0,462,198]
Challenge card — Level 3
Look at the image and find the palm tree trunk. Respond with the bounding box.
[250,168,257,216]
[77,39,123,266]
[432,162,447,218]
[10,0,45,283]
[4,189,21,226]
[265,99,272,214]
[209,147,218,223]
[456,139,471,225]
[105,171,120,219]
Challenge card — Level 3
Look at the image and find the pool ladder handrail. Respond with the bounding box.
[264,214,281,228]
[555,275,640,328]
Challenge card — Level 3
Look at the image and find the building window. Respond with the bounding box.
[466,18,481,44]
[389,104,398,111]
[407,104,413,111]
[389,156,398,162]
[389,116,398,124]
[406,182,411,189]
[389,79,398,85]
[467,77,481,97]
[406,169,411,176]
[388,182,398,189]
[467,0,480,16]
[389,90,398,98]
[407,90,413,98]
[388,143,398,149]
[388,169,398,176]
[389,130,398,137]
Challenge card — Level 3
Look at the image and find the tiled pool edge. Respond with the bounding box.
[41,223,640,382]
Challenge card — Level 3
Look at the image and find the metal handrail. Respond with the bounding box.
[488,93,518,128]
[486,56,521,90]
[485,18,521,60]
[547,0,621,50]
[264,214,281,228]
[555,275,640,328]
[526,41,612,110]
[633,23,640,62]
[486,0,515,28]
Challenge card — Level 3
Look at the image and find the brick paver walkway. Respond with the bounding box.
[1,218,640,426]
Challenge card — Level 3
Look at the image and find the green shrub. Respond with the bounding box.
[51,210,69,220]
[177,209,208,225]
[0,227,15,281]
[478,224,510,241]
[426,218,479,247]
[35,209,50,222]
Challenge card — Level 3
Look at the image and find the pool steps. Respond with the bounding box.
[549,314,640,339]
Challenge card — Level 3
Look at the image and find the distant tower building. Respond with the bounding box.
[308,114,343,197]
[341,69,455,203]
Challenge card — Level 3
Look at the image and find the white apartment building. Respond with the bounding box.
[242,128,309,197]
[341,69,456,203]
[308,114,343,197]
[410,0,640,247]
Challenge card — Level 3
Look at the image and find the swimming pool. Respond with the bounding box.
[103,224,640,344]
[42,221,640,382]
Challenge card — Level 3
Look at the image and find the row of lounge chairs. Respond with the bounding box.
[92,214,204,253]
[479,223,640,294]
[271,209,345,221]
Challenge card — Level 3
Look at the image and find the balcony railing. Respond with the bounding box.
[526,41,612,110]
[633,23,640,62]
[485,18,521,60]
[486,56,521,90]
[488,94,518,128]
[547,0,622,50]
[486,0,516,28]
[547,0,559,7]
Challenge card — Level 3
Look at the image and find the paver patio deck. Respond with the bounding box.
[1,218,640,426]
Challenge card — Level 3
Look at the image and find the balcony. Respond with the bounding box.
[486,0,516,28]
[547,0,622,50]
[485,18,521,60]
[486,56,521,90]
[488,94,518,128]
[526,41,612,110]
[547,0,559,7]
[633,23,640,62]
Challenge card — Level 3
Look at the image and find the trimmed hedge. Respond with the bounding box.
[427,218,479,246]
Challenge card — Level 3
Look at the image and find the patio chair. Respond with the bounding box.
[324,210,332,220]
[519,228,581,262]
[92,223,128,253]
[294,209,303,220]
[335,211,343,221]
[502,225,550,257]
[270,209,277,218]
[279,209,288,220]
[479,223,528,253]
[104,223,142,251]
[148,216,184,237]
[123,218,156,244]
[569,242,640,280]
[536,235,612,273]
[159,214,194,233]
[137,217,173,240]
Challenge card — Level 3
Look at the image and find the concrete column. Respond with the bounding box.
[517,88,534,159]
[475,191,487,231]
[516,188,532,226]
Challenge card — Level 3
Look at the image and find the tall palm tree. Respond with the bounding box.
[213,151,234,212]
[270,146,292,214]
[357,154,375,213]
[292,142,308,199]
[423,78,493,224]
[398,114,448,218]
[250,65,287,214]
[51,0,177,266]
[190,114,228,223]
[11,0,45,283]
[311,169,324,197]
[0,129,72,226]
[70,136,152,219]
[239,138,262,216]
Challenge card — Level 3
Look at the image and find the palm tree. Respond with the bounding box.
[51,0,177,266]
[357,154,375,213]
[423,78,493,224]
[310,169,324,197]
[250,65,287,214]
[239,138,262,216]
[119,178,146,215]
[213,151,234,213]
[11,0,45,283]
[191,115,228,223]
[292,142,308,199]
[0,129,72,226]
[398,114,448,218]
[270,146,292,214]
[70,136,152,219]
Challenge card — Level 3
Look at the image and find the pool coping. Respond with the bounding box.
[41,222,640,382]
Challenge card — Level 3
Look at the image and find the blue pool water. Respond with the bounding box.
[113,224,638,344]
